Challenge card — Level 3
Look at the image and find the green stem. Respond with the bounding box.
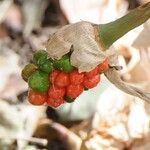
[98,2,150,50]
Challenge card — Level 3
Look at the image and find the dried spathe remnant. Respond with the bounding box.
[46,21,107,72]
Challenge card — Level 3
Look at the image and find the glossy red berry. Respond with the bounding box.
[69,70,84,85]
[49,70,60,84]
[55,72,70,87]
[47,97,64,108]
[48,86,65,99]
[66,84,84,99]
[28,90,47,105]
[98,58,109,73]
[83,74,100,89]
[85,66,99,79]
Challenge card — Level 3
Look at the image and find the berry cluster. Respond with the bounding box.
[21,50,109,108]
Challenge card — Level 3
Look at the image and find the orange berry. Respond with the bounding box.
[47,97,64,108]
[98,58,109,73]
[28,90,47,105]
[70,70,84,85]
[48,86,65,99]
[83,74,100,89]
[85,66,99,79]
[66,84,84,99]
[55,72,70,87]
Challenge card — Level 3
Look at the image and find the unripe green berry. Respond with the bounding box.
[21,63,37,82]
[33,50,48,65]
[39,58,53,73]
[28,70,49,93]
[54,55,75,73]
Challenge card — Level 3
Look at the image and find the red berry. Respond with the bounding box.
[49,70,60,84]
[48,86,65,99]
[47,97,64,108]
[66,84,84,99]
[28,90,47,105]
[70,70,84,85]
[98,58,109,73]
[83,74,100,89]
[85,66,99,79]
[55,72,70,87]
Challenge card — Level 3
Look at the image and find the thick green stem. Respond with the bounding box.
[98,2,150,50]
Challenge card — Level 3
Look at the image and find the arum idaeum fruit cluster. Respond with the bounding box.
[22,2,150,108]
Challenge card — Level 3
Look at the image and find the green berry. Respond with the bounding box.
[21,63,37,82]
[33,50,48,65]
[54,55,75,73]
[39,58,53,73]
[28,71,49,93]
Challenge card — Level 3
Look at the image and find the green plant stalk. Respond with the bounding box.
[99,2,150,50]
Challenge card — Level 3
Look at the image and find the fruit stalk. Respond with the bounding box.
[99,2,150,49]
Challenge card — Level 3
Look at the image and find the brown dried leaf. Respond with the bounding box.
[81,130,126,150]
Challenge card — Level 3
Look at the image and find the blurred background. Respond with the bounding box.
[0,0,150,149]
